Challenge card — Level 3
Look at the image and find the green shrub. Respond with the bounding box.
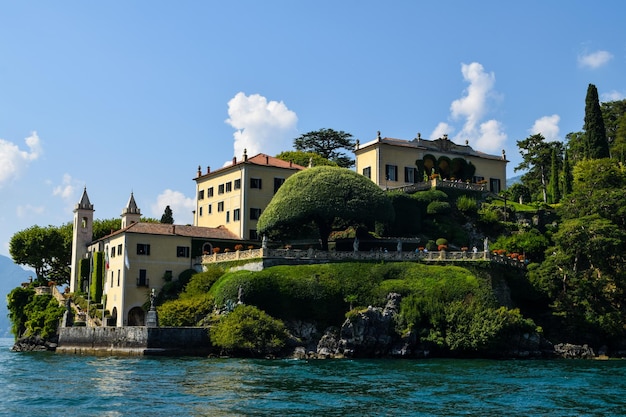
[427,201,451,215]
[210,304,287,356]
[456,195,478,213]
[158,293,214,326]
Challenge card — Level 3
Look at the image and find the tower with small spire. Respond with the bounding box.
[70,187,94,292]
[121,192,141,228]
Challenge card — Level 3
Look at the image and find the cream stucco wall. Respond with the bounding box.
[195,162,300,240]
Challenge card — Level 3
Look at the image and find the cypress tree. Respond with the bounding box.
[562,150,573,196]
[549,148,561,203]
[160,205,174,224]
[583,84,610,159]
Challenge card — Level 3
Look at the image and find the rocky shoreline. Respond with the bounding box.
[11,293,621,360]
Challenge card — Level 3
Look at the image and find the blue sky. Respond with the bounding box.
[1,1,625,257]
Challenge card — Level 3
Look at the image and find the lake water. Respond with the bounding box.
[1,338,625,416]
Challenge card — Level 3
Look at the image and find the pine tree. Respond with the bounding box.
[584,84,610,159]
[160,205,174,224]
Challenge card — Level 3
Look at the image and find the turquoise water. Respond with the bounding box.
[1,338,625,416]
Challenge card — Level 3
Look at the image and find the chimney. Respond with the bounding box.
[172,225,176,234]
[233,156,237,164]
[289,161,292,167]
[206,166,211,174]
[243,148,248,161]
[197,165,201,177]
[266,155,269,164]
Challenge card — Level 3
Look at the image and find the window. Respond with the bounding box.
[111,246,116,258]
[218,184,225,194]
[117,244,122,256]
[489,178,501,194]
[81,216,88,228]
[111,271,114,288]
[199,206,203,216]
[251,178,262,189]
[225,181,232,192]
[137,243,151,255]
[137,269,148,287]
[207,187,214,197]
[226,211,230,223]
[250,208,262,220]
[233,208,240,221]
[117,270,120,286]
[208,204,212,214]
[473,176,485,184]
[404,167,417,183]
[250,229,258,240]
[217,202,224,212]
[176,246,190,258]
[385,164,398,181]
[362,167,371,179]
[234,179,241,190]
[198,189,205,200]
[274,177,285,193]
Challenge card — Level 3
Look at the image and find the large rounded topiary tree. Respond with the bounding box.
[257,166,394,250]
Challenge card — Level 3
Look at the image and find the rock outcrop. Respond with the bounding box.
[11,335,57,352]
[554,343,595,359]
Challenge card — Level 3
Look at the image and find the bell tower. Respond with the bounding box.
[70,187,94,292]
[121,192,141,228]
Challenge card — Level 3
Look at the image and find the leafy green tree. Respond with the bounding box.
[7,287,64,340]
[565,131,587,166]
[584,83,610,159]
[275,150,337,167]
[160,205,174,224]
[257,166,394,250]
[93,218,122,240]
[507,183,531,204]
[515,134,562,203]
[601,99,626,155]
[559,158,626,228]
[293,128,356,168]
[90,251,105,303]
[9,224,71,284]
[610,112,626,163]
[209,304,288,356]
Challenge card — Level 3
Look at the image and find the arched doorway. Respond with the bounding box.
[127,307,145,326]
[110,307,118,326]
[202,242,213,255]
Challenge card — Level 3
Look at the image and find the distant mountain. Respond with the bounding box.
[0,255,34,337]
[506,175,523,187]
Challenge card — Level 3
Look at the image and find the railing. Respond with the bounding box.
[202,248,527,269]
[389,178,487,193]
[136,277,150,287]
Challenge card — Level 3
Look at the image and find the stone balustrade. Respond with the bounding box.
[201,248,527,269]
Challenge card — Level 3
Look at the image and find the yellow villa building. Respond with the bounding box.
[193,150,305,240]
[69,189,241,327]
[354,132,508,193]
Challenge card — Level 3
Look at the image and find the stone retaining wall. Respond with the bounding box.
[57,326,212,356]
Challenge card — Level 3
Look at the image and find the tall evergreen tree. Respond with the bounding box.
[562,150,573,196]
[548,148,561,203]
[160,205,174,224]
[583,84,610,159]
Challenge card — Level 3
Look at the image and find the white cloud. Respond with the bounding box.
[0,132,43,187]
[475,120,507,153]
[429,122,454,140]
[529,114,561,142]
[225,92,298,160]
[436,62,507,152]
[601,90,626,102]
[16,204,45,218]
[151,189,195,225]
[578,50,613,69]
[52,174,81,200]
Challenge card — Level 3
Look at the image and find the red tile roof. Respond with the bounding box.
[96,222,242,242]
[195,153,305,180]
